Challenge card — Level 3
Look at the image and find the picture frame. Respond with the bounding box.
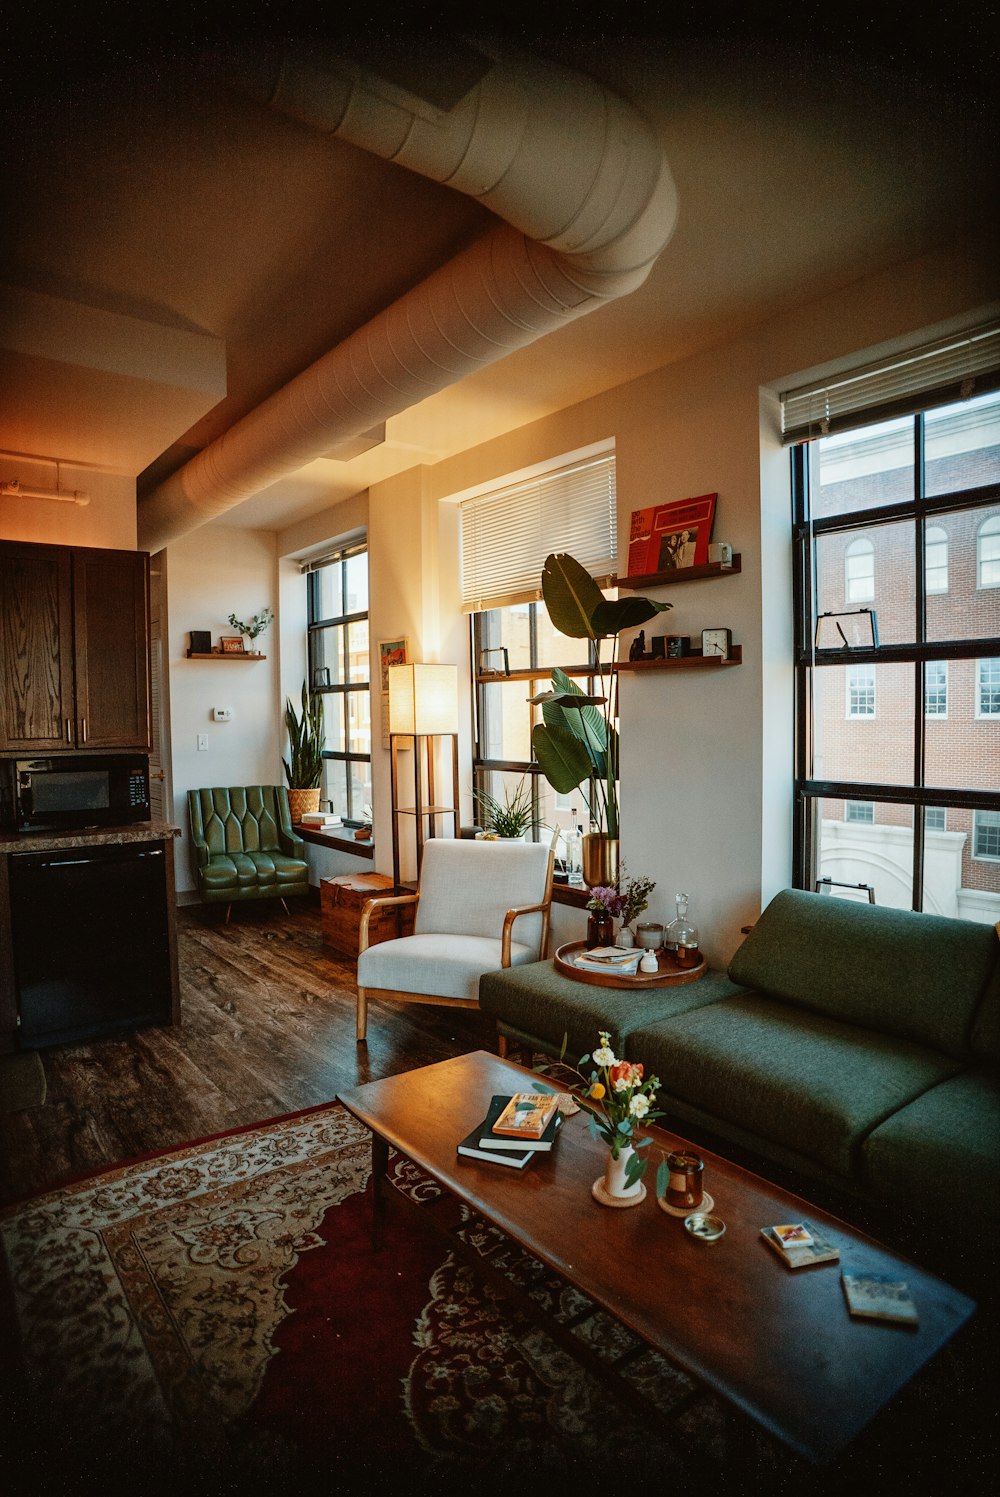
[220,636,246,655]
[378,638,409,746]
[626,493,717,576]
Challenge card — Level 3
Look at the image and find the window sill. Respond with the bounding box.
[293,824,374,860]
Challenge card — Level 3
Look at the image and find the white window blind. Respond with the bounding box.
[780,322,1000,445]
[460,453,617,611]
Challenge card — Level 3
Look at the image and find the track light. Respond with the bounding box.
[0,479,90,506]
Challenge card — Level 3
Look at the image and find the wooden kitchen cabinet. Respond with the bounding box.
[0,541,150,753]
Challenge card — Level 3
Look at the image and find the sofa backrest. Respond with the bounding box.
[970,951,1000,1063]
[728,889,998,1059]
[414,838,551,953]
[188,786,290,856]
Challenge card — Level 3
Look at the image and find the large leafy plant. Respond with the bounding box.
[282,682,325,790]
[530,553,670,837]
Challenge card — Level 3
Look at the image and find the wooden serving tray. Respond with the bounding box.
[554,940,706,988]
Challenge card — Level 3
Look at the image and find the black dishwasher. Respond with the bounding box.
[9,842,173,1048]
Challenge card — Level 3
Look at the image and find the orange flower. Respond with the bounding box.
[609,1060,643,1092]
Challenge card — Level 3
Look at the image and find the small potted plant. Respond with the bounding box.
[227,607,273,654]
[474,777,542,840]
[616,865,656,945]
[282,682,324,822]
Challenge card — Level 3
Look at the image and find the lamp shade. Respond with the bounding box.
[388,663,458,736]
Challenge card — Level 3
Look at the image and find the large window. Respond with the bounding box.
[791,382,1000,918]
[306,542,372,821]
[462,450,616,854]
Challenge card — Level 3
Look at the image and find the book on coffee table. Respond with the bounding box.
[761,1222,840,1269]
[479,1093,562,1152]
[457,1097,536,1168]
[841,1272,919,1325]
[492,1092,561,1139]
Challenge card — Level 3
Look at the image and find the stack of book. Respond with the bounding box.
[456,1092,563,1169]
[574,945,642,976]
[760,1221,841,1270]
[300,812,343,828]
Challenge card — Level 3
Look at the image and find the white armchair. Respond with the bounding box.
[355,838,554,1042]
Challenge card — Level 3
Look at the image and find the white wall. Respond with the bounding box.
[165,526,280,891]
[0,462,135,549]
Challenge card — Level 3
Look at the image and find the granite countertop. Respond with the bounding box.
[0,821,180,854]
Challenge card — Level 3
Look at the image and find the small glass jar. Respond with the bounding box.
[636,921,664,950]
[586,910,614,948]
[665,1151,704,1211]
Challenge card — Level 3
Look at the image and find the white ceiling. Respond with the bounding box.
[2,16,997,535]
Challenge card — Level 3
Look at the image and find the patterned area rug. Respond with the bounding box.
[0,1103,740,1497]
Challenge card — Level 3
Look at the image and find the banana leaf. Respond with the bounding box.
[530,721,593,794]
[591,595,672,635]
[540,553,606,638]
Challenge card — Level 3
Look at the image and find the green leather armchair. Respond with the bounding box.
[187,786,309,918]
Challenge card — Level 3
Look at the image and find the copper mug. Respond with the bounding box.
[665,1151,704,1211]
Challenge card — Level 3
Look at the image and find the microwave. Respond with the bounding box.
[3,755,151,833]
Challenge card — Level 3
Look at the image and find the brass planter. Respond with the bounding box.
[581,833,619,888]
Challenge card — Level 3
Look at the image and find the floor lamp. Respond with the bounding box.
[387,663,460,889]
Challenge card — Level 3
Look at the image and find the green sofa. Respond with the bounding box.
[479,889,1000,1269]
[187,786,309,912]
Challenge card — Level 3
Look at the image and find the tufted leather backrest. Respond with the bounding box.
[188,786,291,856]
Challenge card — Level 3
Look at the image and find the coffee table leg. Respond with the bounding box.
[371,1131,389,1250]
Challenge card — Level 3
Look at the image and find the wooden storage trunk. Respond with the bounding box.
[320,873,413,958]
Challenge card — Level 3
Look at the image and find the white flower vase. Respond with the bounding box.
[616,925,635,949]
[592,1143,646,1208]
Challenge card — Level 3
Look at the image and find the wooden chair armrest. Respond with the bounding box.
[358,892,419,954]
[501,897,552,966]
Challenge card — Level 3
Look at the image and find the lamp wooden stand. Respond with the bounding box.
[387,664,460,889]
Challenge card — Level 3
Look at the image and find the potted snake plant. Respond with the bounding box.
[282,682,325,822]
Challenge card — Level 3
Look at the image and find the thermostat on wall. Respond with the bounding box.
[212,707,232,722]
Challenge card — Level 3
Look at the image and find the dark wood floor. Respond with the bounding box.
[0,901,498,1205]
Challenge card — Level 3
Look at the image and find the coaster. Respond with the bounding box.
[658,1191,714,1218]
[556,1094,581,1117]
[592,1176,647,1208]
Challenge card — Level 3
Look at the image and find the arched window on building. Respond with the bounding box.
[925,525,949,594]
[978,516,1000,589]
[844,537,875,602]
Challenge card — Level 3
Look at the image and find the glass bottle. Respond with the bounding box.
[565,807,582,882]
[665,892,699,966]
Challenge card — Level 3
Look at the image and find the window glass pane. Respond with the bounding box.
[924,390,1000,497]
[815,521,913,645]
[979,515,1000,589]
[536,606,586,670]
[926,505,1000,641]
[815,798,913,907]
[925,525,948,594]
[345,620,369,684]
[311,625,345,687]
[314,560,343,621]
[495,604,532,671]
[973,810,1000,860]
[349,760,373,821]
[347,690,370,755]
[811,663,915,784]
[323,700,346,754]
[321,760,348,819]
[811,416,914,519]
[976,657,1000,718]
[344,552,368,614]
[924,661,948,717]
[920,806,1000,919]
[478,678,535,762]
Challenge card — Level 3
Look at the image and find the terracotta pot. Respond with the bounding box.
[581,833,619,887]
[286,787,321,822]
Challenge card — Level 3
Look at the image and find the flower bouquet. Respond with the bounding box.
[539,1031,664,1192]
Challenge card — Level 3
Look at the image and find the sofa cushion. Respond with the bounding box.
[861,1071,1000,1237]
[728,889,995,1059]
[631,994,962,1179]
[357,933,537,1002]
[478,962,747,1061]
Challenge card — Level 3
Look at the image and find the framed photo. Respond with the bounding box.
[378,638,409,746]
[220,636,246,654]
[626,493,717,576]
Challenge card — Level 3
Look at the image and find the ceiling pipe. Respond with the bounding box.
[137,43,678,553]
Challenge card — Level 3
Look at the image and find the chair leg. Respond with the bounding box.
[356,987,368,1043]
[497,1031,510,1059]
[225,904,232,925]
[280,898,290,915]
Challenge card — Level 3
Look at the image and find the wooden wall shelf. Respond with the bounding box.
[186,652,267,660]
[619,554,742,589]
[617,645,742,670]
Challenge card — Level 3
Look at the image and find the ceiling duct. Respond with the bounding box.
[137,42,678,553]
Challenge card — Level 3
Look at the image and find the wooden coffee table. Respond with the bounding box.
[338,1050,975,1469]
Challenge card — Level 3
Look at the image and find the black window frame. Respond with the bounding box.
[306,541,370,823]
[792,413,1000,909]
